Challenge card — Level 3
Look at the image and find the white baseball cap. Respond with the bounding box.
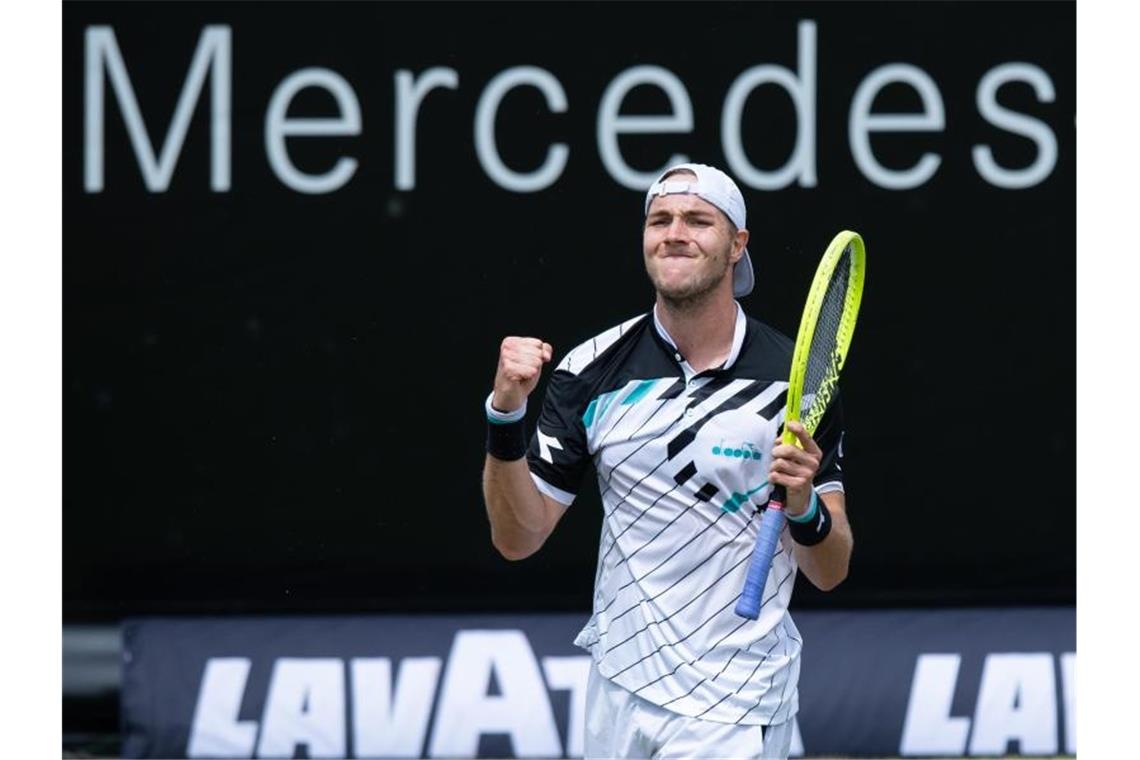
[644,162,754,297]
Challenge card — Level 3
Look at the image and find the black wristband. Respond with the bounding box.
[788,497,832,546]
[486,417,528,461]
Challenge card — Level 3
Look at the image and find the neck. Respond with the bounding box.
[655,289,738,372]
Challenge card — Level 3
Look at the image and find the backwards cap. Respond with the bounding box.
[644,163,754,297]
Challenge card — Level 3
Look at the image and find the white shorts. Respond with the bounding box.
[584,660,795,760]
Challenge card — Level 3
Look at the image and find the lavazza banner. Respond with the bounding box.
[121,609,1075,758]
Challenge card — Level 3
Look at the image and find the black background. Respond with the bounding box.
[64,1,1075,622]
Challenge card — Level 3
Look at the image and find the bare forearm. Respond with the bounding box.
[483,455,555,560]
[793,493,853,591]
[483,336,561,559]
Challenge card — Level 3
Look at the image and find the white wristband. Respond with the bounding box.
[785,489,820,524]
[485,391,526,423]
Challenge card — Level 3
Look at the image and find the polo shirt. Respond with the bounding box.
[528,303,845,725]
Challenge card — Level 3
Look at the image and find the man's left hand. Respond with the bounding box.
[769,420,822,517]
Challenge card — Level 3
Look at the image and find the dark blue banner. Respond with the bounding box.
[121,608,1075,758]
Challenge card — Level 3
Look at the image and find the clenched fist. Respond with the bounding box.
[492,337,553,413]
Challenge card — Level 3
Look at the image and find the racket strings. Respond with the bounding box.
[800,245,852,425]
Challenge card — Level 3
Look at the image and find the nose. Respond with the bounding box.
[664,215,688,241]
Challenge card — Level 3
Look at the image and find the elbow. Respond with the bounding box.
[495,543,537,562]
[492,533,542,561]
[813,567,849,592]
[814,575,846,592]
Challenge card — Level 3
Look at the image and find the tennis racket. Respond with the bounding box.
[735,230,865,620]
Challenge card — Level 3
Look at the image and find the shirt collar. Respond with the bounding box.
[652,301,747,375]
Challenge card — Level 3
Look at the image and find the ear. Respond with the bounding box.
[731,228,750,263]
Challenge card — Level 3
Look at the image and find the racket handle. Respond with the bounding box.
[735,486,787,620]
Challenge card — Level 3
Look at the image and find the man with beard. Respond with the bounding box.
[482,163,853,759]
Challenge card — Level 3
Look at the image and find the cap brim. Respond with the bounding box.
[733,248,755,298]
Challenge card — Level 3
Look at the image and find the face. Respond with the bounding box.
[643,190,747,306]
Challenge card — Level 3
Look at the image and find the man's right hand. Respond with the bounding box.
[492,337,553,412]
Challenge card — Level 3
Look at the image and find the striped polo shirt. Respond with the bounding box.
[527,302,845,725]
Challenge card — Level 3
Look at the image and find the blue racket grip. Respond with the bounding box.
[735,492,786,620]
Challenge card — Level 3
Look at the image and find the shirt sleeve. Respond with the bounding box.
[526,368,592,505]
[811,394,846,495]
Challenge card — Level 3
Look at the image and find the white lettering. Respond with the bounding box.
[899,654,970,755]
[265,68,362,194]
[969,653,1057,755]
[474,67,569,193]
[85,25,231,192]
[722,20,818,190]
[973,63,1058,188]
[597,66,692,190]
[1060,652,1075,754]
[187,658,258,758]
[256,658,346,758]
[82,32,1064,197]
[428,630,561,757]
[541,656,590,758]
[394,68,459,190]
[351,657,442,758]
[849,63,944,189]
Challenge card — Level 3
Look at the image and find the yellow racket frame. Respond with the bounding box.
[782,230,866,445]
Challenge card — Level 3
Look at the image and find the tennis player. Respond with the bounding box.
[482,163,853,759]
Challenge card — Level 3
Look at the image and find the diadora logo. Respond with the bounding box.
[711,440,762,461]
[537,429,563,464]
[712,441,767,513]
